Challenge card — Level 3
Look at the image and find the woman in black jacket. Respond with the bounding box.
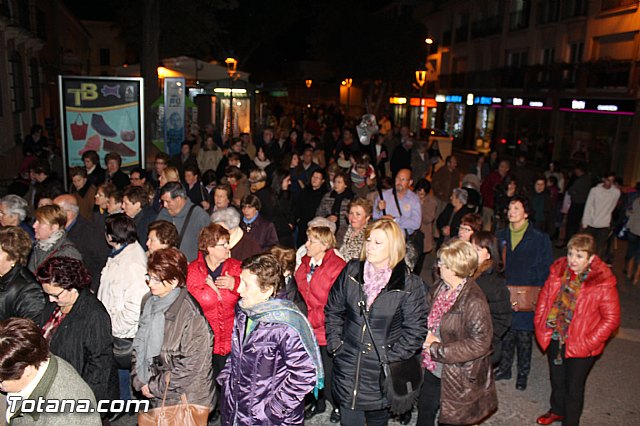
[325,218,428,425]
[36,256,118,414]
[471,231,512,366]
[269,169,296,248]
[0,227,45,321]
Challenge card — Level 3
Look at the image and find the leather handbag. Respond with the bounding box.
[507,285,541,312]
[138,373,210,426]
[70,114,88,140]
[113,337,133,370]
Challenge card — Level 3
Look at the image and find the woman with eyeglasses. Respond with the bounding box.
[97,214,148,404]
[37,256,118,420]
[132,248,214,419]
[187,223,242,422]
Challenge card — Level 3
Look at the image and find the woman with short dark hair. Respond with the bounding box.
[37,256,118,418]
[132,248,215,416]
[239,194,278,250]
[0,226,45,322]
[0,317,102,425]
[146,220,180,255]
[98,213,148,401]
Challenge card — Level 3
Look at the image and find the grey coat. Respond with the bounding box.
[28,234,82,273]
[156,199,211,261]
[6,355,101,426]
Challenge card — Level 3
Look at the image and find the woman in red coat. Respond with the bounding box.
[187,223,242,420]
[534,233,620,426]
[294,225,346,422]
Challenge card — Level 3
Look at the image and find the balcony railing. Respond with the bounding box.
[471,15,503,38]
[509,9,530,31]
[587,60,631,88]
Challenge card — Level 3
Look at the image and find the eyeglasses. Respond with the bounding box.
[215,242,230,248]
[47,288,66,300]
[145,274,164,286]
[459,226,473,233]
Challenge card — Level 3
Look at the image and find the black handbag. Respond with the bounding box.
[357,280,423,415]
[113,336,134,370]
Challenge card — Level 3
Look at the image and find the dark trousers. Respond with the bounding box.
[212,354,227,410]
[585,226,610,260]
[340,407,389,426]
[565,203,585,242]
[547,340,596,426]
[416,369,440,426]
[498,329,533,378]
[313,346,334,409]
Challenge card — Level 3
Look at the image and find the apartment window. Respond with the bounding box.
[17,0,30,30]
[542,47,555,64]
[561,0,588,17]
[507,50,528,67]
[537,0,560,24]
[509,0,531,30]
[100,48,111,66]
[601,0,637,11]
[9,51,25,113]
[29,60,40,109]
[569,42,583,63]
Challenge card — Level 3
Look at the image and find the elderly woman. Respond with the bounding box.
[187,223,242,419]
[316,171,354,243]
[338,197,372,262]
[132,248,214,416]
[98,213,149,402]
[28,205,82,273]
[470,231,512,366]
[212,183,233,212]
[294,225,346,421]
[69,166,97,220]
[239,194,278,250]
[534,234,620,426]
[418,239,497,426]
[224,166,250,207]
[0,226,45,321]
[0,194,34,239]
[458,212,483,242]
[0,317,102,425]
[37,257,118,416]
[218,253,323,425]
[211,207,262,261]
[436,187,474,243]
[325,219,428,425]
[146,219,180,255]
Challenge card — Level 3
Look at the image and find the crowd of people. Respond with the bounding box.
[0,115,632,426]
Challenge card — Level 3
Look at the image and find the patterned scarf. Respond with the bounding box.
[363,261,392,308]
[422,280,465,372]
[546,266,588,365]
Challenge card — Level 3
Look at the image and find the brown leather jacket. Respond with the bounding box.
[428,279,497,425]
[132,288,215,409]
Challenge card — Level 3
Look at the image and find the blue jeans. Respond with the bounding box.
[118,369,132,400]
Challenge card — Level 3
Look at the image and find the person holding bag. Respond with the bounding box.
[132,247,214,426]
[325,218,428,426]
[417,239,497,426]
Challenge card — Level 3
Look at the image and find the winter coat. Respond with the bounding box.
[529,190,554,235]
[428,279,497,425]
[218,304,316,426]
[325,260,428,411]
[72,182,97,221]
[156,199,211,261]
[239,215,278,250]
[294,249,346,346]
[67,215,109,293]
[197,148,223,174]
[534,256,620,359]
[132,206,157,250]
[295,186,327,246]
[28,234,82,273]
[39,289,118,403]
[496,223,553,331]
[271,191,296,248]
[316,189,354,243]
[474,266,512,366]
[8,356,101,426]
[187,253,242,356]
[230,232,262,262]
[97,242,148,338]
[0,264,45,322]
[132,289,215,409]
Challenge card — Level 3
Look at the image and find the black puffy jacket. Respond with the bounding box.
[39,289,119,403]
[0,264,45,322]
[325,260,428,411]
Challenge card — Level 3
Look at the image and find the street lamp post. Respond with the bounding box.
[225,57,238,141]
[342,78,353,115]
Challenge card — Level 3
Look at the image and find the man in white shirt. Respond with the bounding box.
[581,172,621,259]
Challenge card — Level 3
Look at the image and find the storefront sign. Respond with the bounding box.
[560,99,636,115]
[389,97,407,105]
[435,94,464,103]
[164,77,186,156]
[506,97,551,109]
[409,98,437,107]
[59,76,144,185]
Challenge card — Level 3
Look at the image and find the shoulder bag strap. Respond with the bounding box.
[392,188,403,216]
[378,188,387,216]
[160,372,171,410]
[355,275,389,374]
[178,205,197,246]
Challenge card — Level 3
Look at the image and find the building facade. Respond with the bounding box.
[414,0,640,184]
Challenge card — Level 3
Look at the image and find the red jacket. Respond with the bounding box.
[294,249,346,346]
[187,253,242,356]
[535,256,620,359]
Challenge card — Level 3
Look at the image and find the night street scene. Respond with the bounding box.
[0,0,640,425]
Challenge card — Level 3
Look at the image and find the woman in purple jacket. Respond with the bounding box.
[218,252,324,426]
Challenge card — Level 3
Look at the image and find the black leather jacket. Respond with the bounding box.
[0,264,45,322]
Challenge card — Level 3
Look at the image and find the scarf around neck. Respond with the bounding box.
[363,260,392,308]
[509,219,529,249]
[35,229,65,252]
[240,298,324,397]
[133,288,181,384]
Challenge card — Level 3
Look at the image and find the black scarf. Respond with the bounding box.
[330,187,353,216]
